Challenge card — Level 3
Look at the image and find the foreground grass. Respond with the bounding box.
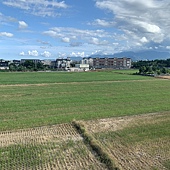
[0,144,45,169]
[0,71,170,130]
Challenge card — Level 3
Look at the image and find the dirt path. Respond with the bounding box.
[157,76,170,80]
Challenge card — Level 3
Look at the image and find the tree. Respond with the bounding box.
[22,60,34,70]
[36,62,44,70]
[161,67,168,74]
[9,63,17,71]
[139,66,146,74]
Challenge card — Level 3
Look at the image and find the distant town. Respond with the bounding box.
[0,57,131,72]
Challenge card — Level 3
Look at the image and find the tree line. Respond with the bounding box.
[9,60,48,72]
[132,59,170,75]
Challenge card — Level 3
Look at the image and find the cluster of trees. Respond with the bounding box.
[132,59,170,75]
[9,60,48,72]
[138,66,170,75]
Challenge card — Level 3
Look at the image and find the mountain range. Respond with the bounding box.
[63,50,170,62]
[88,50,170,61]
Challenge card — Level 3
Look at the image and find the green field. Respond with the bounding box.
[0,70,170,169]
[0,70,147,85]
[0,71,170,131]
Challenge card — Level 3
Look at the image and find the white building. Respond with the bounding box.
[75,64,90,71]
[56,58,71,70]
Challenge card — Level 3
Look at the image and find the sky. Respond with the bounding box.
[0,0,170,60]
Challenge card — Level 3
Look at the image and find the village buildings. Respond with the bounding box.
[0,57,131,71]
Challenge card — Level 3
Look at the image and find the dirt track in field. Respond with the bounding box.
[157,76,170,80]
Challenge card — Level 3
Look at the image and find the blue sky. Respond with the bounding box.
[0,0,170,60]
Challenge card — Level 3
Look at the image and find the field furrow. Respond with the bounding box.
[81,112,170,170]
[0,123,107,170]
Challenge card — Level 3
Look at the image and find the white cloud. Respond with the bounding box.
[44,27,110,39]
[140,37,148,43]
[91,19,115,27]
[95,0,170,49]
[70,52,85,57]
[19,21,28,29]
[0,32,13,37]
[43,30,59,37]
[3,0,69,17]
[41,51,51,58]
[62,37,70,43]
[166,46,170,50]
[0,12,17,23]
[136,21,161,34]
[19,51,25,56]
[89,37,108,45]
[28,50,39,57]
[43,27,111,47]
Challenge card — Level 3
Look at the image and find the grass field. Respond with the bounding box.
[0,70,169,169]
[0,71,170,130]
[0,70,147,85]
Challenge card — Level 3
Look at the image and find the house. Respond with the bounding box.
[0,59,9,70]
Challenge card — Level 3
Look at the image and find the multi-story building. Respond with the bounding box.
[81,57,93,68]
[21,59,41,64]
[56,58,71,70]
[92,57,131,69]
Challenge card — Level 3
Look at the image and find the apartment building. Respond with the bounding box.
[93,57,131,69]
[56,58,71,70]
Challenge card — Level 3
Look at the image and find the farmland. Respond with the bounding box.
[84,112,170,170]
[0,70,170,169]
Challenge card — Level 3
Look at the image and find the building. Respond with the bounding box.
[75,64,90,71]
[21,59,41,64]
[81,57,93,68]
[0,59,9,70]
[56,58,71,70]
[93,57,131,69]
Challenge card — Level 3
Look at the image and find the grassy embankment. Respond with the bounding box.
[0,70,170,131]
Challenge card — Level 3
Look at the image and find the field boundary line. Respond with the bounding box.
[72,120,120,170]
[0,79,162,87]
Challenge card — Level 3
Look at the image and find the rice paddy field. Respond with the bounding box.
[0,70,170,169]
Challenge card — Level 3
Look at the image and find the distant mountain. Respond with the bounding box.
[70,56,82,61]
[89,50,170,61]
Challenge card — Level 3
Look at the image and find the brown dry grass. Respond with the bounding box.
[0,112,169,169]
[157,76,170,80]
[0,123,107,170]
[82,112,170,170]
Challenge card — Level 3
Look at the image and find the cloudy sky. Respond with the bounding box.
[0,0,170,60]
